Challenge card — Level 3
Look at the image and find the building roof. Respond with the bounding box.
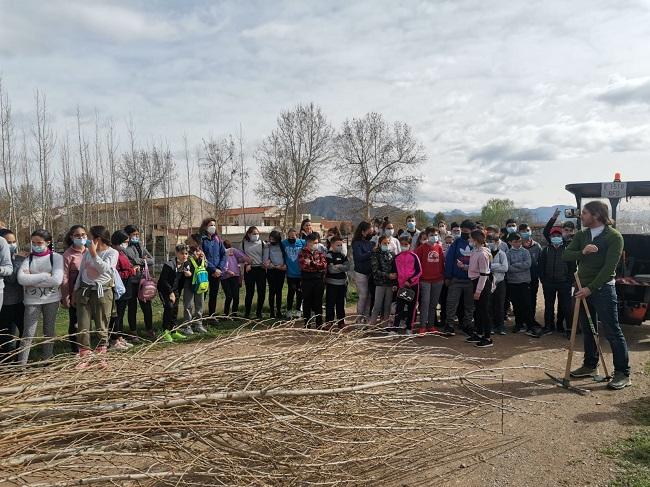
[223,206,278,216]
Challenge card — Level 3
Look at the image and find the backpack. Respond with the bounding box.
[138,260,157,302]
[190,257,210,295]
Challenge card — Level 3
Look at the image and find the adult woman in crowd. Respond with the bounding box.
[242,226,268,319]
[198,217,226,321]
[123,224,154,338]
[60,225,87,353]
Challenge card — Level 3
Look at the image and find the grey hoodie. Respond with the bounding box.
[506,246,531,284]
[0,236,13,292]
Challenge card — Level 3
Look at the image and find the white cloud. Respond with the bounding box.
[595,76,650,106]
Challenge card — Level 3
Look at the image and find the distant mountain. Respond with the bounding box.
[303,196,577,225]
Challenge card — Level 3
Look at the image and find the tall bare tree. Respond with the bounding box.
[256,102,333,228]
[334,112,425,219]
[32,90,57,229]
[17,131,37,238]
[238,124,249,229]
[106,119,119,230]
[0,79,18,231]
[199,135,237,226]
[76,107,94,225]
[59,133,74,230]
[183,134,193,230]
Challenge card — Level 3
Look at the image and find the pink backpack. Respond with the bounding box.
[138,260,157,302]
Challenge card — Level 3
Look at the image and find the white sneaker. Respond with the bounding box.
[118,337,134,349]
[110,340,130,352]
[193,324,208,334]
[181,326,194,336]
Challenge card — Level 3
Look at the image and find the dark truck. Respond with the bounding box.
[565,175,650,325]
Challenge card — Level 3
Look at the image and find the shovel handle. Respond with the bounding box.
[564,276,583,382]
[574,274,611,379]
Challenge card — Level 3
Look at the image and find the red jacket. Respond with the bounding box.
[115,248,135,281]
[299,248,327,279]
[415,243,445,282]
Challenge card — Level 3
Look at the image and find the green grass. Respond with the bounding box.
[605,361,650,487]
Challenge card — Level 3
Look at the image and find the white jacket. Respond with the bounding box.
[17,252,64,305]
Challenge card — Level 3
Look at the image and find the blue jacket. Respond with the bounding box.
[352,239,374,275]
[444,237,472,280]
[281,238,305,278]
[201,234,227,274]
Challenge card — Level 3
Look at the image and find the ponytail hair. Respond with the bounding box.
[89,225,111,246]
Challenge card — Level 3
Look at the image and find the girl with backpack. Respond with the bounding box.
[199,218,227,322]
[60,225,87,354]
[393,235,422,335]
[182,237,209,333]
[109,230,136,350]
[17,229,63,365]
[73,226,119,367]
[369,235,397,327]
[242,226,269,319]
[123,225,155,339]
[221,239,250,316]
[157,244,190,343]
[265,230,286,319]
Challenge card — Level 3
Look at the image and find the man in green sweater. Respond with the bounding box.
[562,201,630,389]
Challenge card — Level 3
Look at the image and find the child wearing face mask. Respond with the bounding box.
[242,226,269,320]
[299,233,327,328]
[265,230,287,319]
[199,218,227,323]
[381,218,401,255]
[17,229,64,365]
[486,234,509,335]
[369,236,397,328]
[400,215,420,250]
[393,236,422,335]
[415,228,445,333]
[518,223,543,328]
[506,233,541,337]
[466,230,494,347]
[281,228,305,319]
[221,239,250,317]
[123,224,155,338]
[0,228,24,363]
[61,225,87,354]
[325,236,351,327]
[539,226,575,336]
[109,230,136,349]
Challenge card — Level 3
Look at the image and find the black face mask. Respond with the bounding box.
[288,238,296,244]
[460,232,470,240]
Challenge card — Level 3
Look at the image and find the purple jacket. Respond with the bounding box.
[222,248,249,279]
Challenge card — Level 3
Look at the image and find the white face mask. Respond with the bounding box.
[400,245,410,252]
[120,242,129,249]
[384,229,394,237]
[250,234,259,242]
[207,225,217,235]
[312,244,319,251]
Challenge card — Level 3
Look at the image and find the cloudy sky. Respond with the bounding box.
[1,0,650,211]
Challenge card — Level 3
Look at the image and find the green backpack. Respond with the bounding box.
[190,257,210,295]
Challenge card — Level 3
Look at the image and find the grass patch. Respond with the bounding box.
[605,361,650,487]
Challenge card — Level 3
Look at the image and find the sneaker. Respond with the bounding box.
[476,338,494,348]
[74,349,92,370]
[541,327,554,336]
[417,327,427,336]
[171,331,187,341]
[109,339,129,352]
[607,372,631,390]
[193,324,208,334]
[118,337,134,348]
[570,366,598,378]
[161,330,174,343]
[442,325,455,337]
[513,325,523,334]
[126,335,142,344]
[429,326,445,335]
[460,326,474,337]
[465,333,481,343]
[494,326,507,336]
[181,326,194,336]
[526,326,543,338]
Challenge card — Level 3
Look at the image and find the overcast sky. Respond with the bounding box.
[1,0,650,211]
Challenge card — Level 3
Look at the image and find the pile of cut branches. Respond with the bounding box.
[0,326,532,486]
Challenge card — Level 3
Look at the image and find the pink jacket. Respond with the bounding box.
[394,250,422,288]
[61,246,86,305]
[468,247,492,293]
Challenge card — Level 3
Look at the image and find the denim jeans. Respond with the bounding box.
[580,284,630,376]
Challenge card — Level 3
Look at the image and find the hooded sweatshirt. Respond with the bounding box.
[394,250,422,289]
[18,252,64,305]
[506,246,532,284]
[415,242,445,283]
[489,248,509,284]
[282,238,306,278]
[444,236,473,280]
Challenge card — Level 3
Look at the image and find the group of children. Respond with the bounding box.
[0,210,578,366]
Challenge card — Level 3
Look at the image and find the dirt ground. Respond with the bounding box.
[416,320,650,487]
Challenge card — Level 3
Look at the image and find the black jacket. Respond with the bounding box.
[539,244,575,284]
[157,258,185,295]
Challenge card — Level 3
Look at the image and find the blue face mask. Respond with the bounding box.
[551,236,563,246]
[73,238,86,247]
[32,244,47,253]
[380,244,390,252]
[429,235,439,244]
[130,237,139,244]
[506,226,516,234]
[406,222,416,231]
[521,232,531,240]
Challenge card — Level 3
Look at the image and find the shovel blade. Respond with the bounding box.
[545,372,591,395]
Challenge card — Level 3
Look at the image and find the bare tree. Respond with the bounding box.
[17,131,37,238]
[256,103,334,228]
[238,123,249,229]
[76,107,94,225]
[32,90,57,229]
[183,134,193,230]
[59,133,74,230]
[94,110,107,226]
[199,135,237,227]
[334,112,425,219]
[106,118,119,230]
[0,79,18,231]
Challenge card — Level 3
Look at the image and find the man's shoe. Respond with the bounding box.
[465,333,481,343]
[607,372,631,390]
[475,338,494,348]
[442,325,455,337]
[570,366,598,378]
